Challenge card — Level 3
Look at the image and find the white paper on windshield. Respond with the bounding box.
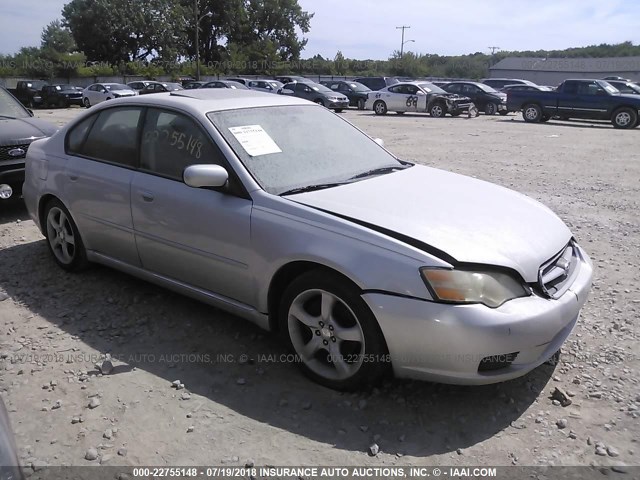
[228,125,282,156]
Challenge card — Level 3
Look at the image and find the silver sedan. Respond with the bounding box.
[23,89,592,390]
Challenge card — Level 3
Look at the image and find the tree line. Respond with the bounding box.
[0,0,638,80]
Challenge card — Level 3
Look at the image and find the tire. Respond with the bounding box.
[279,270,390,390]
[522,103,542,123]
[334,109,343,113]
[485,102,498,115]
[611,107,637,129]
[373,100,387,116]
[450,111,461,117]
[541,115,551,123]
[314,98,325,107]
[43,199,89,272]
[395,111,405,115]
[429,102,446,118]
[83,98,90,108]
[498,110,508,116]
[357,98,365,110]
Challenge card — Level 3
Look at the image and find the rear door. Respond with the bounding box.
[130,108,254,304]
[63,106,143,266]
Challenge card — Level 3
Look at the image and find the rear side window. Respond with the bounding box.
[80,107,143,167]
[66,114,98,153]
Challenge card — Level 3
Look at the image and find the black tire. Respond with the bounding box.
[541,115,551,123]
[373,100,387,116]
[395,111,405,115]
[450,111,461,117]
[314,98,325,107]
[429,102,446,118]
[83,98,90,108]
[485,102,498,115]
[43,198,89,272]
[357,98,365,110]
[334,109,343,113]
[522,103,542,123]
[278,270,390,390]
[498,110,508,116]
[611,107,637,129]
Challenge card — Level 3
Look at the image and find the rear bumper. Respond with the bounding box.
[363,245,593,385]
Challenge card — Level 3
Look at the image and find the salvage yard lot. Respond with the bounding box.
[1,107,639,469]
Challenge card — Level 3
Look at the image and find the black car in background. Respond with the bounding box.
[139,81,184,95]
[353,76,399,91]
[442,81,508,115]
[606,80,640,95]
[183,81,208,89]
[0,86,57,200]
[320,80,371,110]
[7,80,48,108]
[40,84,83,108]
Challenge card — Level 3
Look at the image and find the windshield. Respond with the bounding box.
[268,81,283,88]
[208,105,404,195]
[310,84,332,93]
[599,81,620,94]
[348,82,370,92]
[0,88,30,118]
[418,82,446,94]
[55,85,75,91]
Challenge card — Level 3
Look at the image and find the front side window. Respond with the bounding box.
[80,107,142,166]
[140,109,221,180]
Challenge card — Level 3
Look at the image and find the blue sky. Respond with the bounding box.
[0,0,639,60]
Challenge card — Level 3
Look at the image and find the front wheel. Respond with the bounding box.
[334,108,343,113]
[373,100,387,116]
[485,102,498,115]
[522,104,542,123]
[611,107,637,129]
[498,110,508,116]
[279,270,390,390]
[83,98,90,108]
[44,199,89,272]
[429,103,446,118]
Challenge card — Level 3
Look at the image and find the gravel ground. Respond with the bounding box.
[0,106,639,472]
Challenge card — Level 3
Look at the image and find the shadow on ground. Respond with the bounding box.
[0,234,554,457]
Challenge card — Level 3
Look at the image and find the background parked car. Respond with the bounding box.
[279,81,349,112]
[247,79,284,94]
[127,80,153,92]
[275,75,307,84]
[606,80,640,95]
[501,84,554,93]
[353,76,399,91]
[482,78,537,90]
[82,83,136,107]
[201,80,249,89]
[0,86,57,200]
[225,77,251,86]
[7,80,48,108]
[139,82,184,95]
[40,84,83,108]
[183,81,208,89]
[442,81,508,115]
[320,80,371,110]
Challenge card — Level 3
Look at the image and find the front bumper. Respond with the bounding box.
[363,245,593,385]
[327,100,349,109]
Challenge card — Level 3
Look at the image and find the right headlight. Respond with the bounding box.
[420,267,529,308]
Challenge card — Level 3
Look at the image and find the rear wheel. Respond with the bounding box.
[44,199,88,272]
[373,100,387,116]
[522,104,542,123]
[279,270,390,390]
[611,107,637,129]
[541,115,551,123]
[429,102,446,118]
[357,98,365,110]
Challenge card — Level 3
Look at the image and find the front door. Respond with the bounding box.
[130,108,254,304]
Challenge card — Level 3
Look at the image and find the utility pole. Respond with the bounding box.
[396,26,411,58]
[488,46,500,55]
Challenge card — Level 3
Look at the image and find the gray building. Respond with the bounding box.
[489,56,640,85]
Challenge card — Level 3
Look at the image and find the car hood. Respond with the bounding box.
[0,117,58,144]
[289,165,571,282]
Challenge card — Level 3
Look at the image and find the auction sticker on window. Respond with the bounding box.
[228,125,282,156]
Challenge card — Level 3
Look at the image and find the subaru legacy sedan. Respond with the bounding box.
[23,89,592,390]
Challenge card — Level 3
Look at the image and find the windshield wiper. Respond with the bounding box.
[280,182,351,196]
[349,165,410,180]
[0,115,18,120]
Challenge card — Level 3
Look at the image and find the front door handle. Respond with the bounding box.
[141,192,154,202]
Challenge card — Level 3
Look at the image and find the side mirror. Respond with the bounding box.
[183,164,229,188]
[374,138,384,147]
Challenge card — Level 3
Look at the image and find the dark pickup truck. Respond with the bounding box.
[7,80,48,108]
[507,79,640,129]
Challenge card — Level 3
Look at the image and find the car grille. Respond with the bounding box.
[0,143,30,161]
[478,352,519,372]
[538,242,578,298]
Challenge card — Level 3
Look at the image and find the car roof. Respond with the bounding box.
[102,88,311,113]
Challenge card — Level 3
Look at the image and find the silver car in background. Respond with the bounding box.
[23,89,592,390]
[247,79,284,94]
[82,83,136,108]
